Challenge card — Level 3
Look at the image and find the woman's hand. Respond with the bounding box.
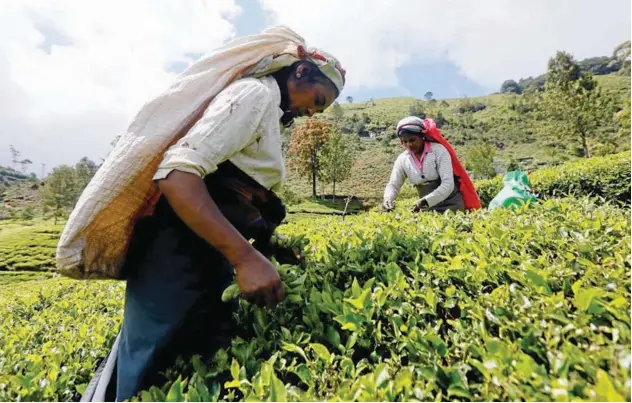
[413,198,429,212]
[234,248,285,308]
[158,170,286,307]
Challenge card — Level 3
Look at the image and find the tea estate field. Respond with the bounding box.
[0,154,630,402]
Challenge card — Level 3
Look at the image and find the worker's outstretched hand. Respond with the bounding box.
[234,248,285,308]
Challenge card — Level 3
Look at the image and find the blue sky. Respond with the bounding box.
[233,0,487,101]
[0,0,629,170]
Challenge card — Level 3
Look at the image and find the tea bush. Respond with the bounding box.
[476,152,631,207]
[0,224,63,271]
[1,197,629,402]
[0,279,123,401]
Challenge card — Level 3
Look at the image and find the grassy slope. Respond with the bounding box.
[285,74,631,200]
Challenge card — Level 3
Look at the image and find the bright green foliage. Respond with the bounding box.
[0,224,63,271]
[464,144,497,180]
[476,152,630,207]
[41,165,77,224]
[0,271,55,285]
[0,280,124,401]
[1,195,629,402]
[534,51,618,159]
[319,131,356,198]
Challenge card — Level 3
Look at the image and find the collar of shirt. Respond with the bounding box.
[259,75,284,122]
[408,141,432,174]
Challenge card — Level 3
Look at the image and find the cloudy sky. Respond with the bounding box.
[1,0,629,174]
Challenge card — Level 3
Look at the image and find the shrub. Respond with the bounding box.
[476,152,630,206]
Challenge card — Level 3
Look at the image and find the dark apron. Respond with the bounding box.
[415,177,465,213]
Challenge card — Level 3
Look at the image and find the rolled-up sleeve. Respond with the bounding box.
[153,78,275,181]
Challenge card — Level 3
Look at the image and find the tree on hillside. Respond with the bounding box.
[74,157,98,201]
[519,75,546,92]
[536,51,613,158]
[19,159,32,174]
[464,144,496,179]
[331,101,344,121]
[612,40,631,76]
[9,145,20,170]
[42,165,77,224]
[547,51,582,90]
[424,91,434,101]
[500,79,522,94]
[319,131,355,199]
[288,118,332,197]
[346,96,354,104]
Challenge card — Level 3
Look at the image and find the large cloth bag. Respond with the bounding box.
[56,26,313,280]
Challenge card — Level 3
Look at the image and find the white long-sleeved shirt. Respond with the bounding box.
[383,143,455,207]
[153,76,285,192]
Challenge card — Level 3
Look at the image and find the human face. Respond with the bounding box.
[286,76,338,118]
[399,133,425,154]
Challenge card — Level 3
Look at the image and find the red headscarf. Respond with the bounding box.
[397,117,482,210]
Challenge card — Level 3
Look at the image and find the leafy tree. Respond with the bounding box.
[464,144,497,179]
[613,40,631,62]
[319,131,355,199]
[19,159,32,173]
[346,96,354,104]
[537,51,613,158]
[579,56,619,76]
[9,145,20,170]
[500,79,522,94]
[288,118,332,197]
[74,157,98,201]
[518,75,546,92]
[547,51,581,89]
[41,165,77,224]
[612,40,631,76]
[424,91,434,101]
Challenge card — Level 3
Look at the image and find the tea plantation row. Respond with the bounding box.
[0,197,629,401]
[1,152,629,273]
[476,152,630,206]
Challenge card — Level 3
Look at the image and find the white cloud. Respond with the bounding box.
[0,0,240,171]
[1,0,629,170]
[260,0,630,96]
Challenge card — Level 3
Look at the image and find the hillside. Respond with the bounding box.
[285,74,631,200]
[0,166,42,219]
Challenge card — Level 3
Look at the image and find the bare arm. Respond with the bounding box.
[157,170,284,306]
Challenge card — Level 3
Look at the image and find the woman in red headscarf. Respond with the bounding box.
[383,116,481,213]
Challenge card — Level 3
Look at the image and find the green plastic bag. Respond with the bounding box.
[488,170,537,211]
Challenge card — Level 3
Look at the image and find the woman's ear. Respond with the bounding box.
[295,62,314,80]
